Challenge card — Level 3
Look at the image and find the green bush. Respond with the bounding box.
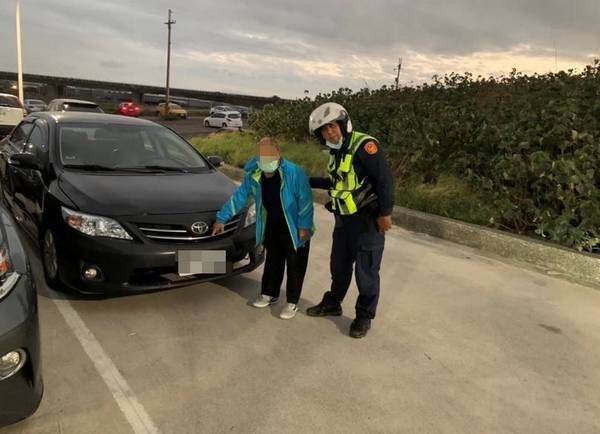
[249,62,600,252]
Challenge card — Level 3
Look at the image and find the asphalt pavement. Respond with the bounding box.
[3,205,600,434]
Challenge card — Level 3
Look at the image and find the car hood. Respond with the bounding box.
[58,170,236,216]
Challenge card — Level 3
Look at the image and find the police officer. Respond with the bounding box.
[306,102,394,338]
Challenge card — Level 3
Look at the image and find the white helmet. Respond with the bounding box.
[308,102,353,139]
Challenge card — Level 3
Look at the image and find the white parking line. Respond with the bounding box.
[53,299,161,434]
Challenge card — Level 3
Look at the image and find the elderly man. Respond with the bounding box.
[212,137,314,319]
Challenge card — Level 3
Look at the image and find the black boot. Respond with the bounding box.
[349,318,371,338]
[306,300,343,317]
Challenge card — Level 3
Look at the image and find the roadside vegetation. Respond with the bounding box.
[193,62,600,253]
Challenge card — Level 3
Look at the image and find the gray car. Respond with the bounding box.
[24,99,48,114]
[47,98,103,113]
[0,204,42,427]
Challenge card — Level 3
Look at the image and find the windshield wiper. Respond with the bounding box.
[63,164,117,172]
[133,165,190,173]
[63,165,159,173]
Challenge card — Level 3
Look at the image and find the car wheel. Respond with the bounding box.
[204,121,210,127]
[222,123,227,128]
[41,228,62,290]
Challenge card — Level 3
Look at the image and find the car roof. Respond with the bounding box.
[0,93,18,99]
[29,111,158,127]
[49,98,99,105]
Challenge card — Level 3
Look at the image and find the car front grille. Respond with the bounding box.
[135,216,241,242]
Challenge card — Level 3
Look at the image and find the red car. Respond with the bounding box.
[117,102,142,117]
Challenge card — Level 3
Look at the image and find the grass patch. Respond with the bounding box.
[190,131,328,176]
[396,174,494,226]
[191,132,492,226]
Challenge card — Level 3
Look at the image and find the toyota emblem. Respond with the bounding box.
[190,221,209,235]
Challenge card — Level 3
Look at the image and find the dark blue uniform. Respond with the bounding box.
[310,138,394,319]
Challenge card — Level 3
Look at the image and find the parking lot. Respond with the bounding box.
[2,203,600,434]
[144,116,233,139]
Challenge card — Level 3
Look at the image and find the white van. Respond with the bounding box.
[0,93,25,137]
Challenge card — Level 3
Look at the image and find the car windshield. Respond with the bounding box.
[0,95,20,108]
[58,123,208,172]
[63,103,103,113]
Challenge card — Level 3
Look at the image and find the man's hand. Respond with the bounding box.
[212,222,225,236]
[376,215,392,233]
[299,229,311,241]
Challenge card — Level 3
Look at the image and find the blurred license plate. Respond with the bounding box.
[178,250,226,276]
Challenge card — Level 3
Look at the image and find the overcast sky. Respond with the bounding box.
[1,0,599,98]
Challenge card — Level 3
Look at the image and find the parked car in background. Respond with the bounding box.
[47,99,103,114]
[0,112,263,294]
[24,99,48,114]
[204,111,243,129]
[231,106,250,119]
[209,105,231,115]
[156,102,187,119]
[0,94,25,138]
[0,204,42,427]
[117,102,142,117]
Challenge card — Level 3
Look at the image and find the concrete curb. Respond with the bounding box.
[219,164,600,289]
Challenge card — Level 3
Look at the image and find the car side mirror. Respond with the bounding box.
[9,152,41,170]
[207,155,224,167]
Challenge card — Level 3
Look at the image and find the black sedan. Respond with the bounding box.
[0,204,42,426]
[0,112,264,294]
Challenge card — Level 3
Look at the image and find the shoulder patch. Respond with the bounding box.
[364,142,378,155]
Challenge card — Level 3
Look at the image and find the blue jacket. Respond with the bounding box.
[216,158,315,250]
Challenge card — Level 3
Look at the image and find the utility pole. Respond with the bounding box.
[15,0,24,103]
[164,9,175,116]
[394,57,402,90]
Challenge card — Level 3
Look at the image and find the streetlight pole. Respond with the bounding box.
[15,0,24,103]
[164,9,175,116]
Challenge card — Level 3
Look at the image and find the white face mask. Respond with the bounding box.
[325,138,343,150]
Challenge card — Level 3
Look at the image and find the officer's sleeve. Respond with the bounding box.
[215,173,254,224]
[356,141,395,216]
[309,176,332,190]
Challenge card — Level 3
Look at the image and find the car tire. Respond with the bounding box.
[40,228,63,290]
[204,121,210,127]
[222,123,227,128]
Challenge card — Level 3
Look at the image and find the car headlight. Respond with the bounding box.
[0,349,27,380]
[61,207,132,240]
[244,202,256,227]
[0,248,19,301]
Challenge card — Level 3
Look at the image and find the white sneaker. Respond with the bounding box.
[280,303,298,320]
[252,294,278,308]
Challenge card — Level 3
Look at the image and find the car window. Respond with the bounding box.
[24,124,48,161]
[59,123,207,170]
[227,113,240,119]
[214,113,225,118]
[0,95,20,108]
[9,122,33,151]
[62,102,103,113]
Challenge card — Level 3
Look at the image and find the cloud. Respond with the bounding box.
[0,0,598,98]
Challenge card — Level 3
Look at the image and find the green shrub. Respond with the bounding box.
[248,62,600,252]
